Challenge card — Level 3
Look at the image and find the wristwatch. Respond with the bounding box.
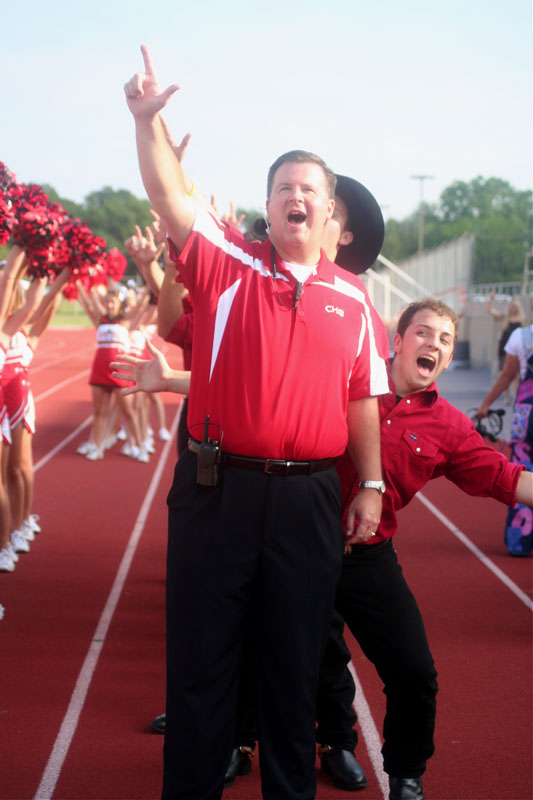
[359,480,386,495]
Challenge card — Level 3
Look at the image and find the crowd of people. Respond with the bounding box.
[74,277,171,463]
[0,161,176,571]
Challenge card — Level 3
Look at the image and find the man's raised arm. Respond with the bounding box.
[124,45,194,251]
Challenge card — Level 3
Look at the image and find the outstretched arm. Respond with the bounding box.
[515,471,533,506]
[2,275,48,338]
[110,339,191,395]
[0,246,27,328]
[124,289,150,329]
[25,267,70,333]
[90,286,106,317]
[125,224,165,295]
[487,291,503,321]
[124,45,195,251]
[76,282,101,326]
[477,354,519,418]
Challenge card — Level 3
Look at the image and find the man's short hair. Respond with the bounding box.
[397,298,459,341]
[267,150,337,199]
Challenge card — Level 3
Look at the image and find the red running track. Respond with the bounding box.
[0,327,531,800]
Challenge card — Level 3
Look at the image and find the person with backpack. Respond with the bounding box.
[477,321,533,556]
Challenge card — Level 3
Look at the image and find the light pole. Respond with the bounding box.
[410,174,434,253]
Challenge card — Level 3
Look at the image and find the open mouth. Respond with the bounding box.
[417,355,436,373]
[287,211,306,225]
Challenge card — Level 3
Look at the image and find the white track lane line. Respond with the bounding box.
[416,491,532,611]
[33,405,181,800]
[348,662,388,798]
[33,417,93,473]
[33,369,90,404]
[30,344,94,375]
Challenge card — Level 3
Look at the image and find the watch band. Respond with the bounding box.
[359,480,386,495]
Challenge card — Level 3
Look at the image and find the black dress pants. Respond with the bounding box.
[315,609,358,751]
[162,449,343,800]
[327,539,438,778]
[232,608,358,753]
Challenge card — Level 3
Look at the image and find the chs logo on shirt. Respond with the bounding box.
[325,305,345,318]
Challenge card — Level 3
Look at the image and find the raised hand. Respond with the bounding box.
[221,201,246,229]
[110,339,170,395]
[149,210,167,244]
[124,44,180,119]
[159,117,192,165]
[133,225,165,267]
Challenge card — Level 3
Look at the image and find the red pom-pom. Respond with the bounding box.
[0,162,18,197]
[105,248,127,283]
[60,219,109,299]
[0,191,16,246]
[11,184,61,277]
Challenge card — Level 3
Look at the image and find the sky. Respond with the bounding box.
[2,0,532,223]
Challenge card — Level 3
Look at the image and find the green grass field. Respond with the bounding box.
[51,299,91,328]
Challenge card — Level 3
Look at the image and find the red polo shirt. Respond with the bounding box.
[165,313,193,370]
[168,205,388,459]
[338,370,524,541]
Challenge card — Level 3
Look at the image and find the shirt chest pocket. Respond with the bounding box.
[400,429,439,480]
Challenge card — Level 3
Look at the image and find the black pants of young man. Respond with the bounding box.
[319,538,438,778]
[162,448,343,800]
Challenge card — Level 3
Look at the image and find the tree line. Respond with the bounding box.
[383,176,531,283]
[1,176,529,284]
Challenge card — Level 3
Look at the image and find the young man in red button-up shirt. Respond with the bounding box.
[318,298,532,800]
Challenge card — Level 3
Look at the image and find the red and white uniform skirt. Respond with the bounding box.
[3,332,35,434]
[89,320,130,388]
[0,344,11,445]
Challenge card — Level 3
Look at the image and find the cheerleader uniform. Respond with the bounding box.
[0,343,12,445]
[129,327,147,361]
[3,331,35,434]
[141,324,157,362]
[89,316,130,388]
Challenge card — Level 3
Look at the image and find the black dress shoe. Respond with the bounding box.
[150,713,166,734]
[389,776,424,800]
[319,747,368,790]
[224,746,254,787]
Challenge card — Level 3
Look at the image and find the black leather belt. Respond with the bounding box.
[188,438,336,476]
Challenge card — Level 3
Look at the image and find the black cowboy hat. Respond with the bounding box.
[333,174,384,275]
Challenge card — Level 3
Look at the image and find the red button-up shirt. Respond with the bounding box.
[338,371,523,542]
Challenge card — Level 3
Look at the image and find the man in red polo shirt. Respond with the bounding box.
[124,47,388,800]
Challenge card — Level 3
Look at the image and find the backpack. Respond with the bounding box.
[505,326,533,556]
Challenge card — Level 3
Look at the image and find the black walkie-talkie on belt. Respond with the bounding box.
[196,414,221,486]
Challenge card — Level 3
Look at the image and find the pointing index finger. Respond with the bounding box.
[141,43,157,80]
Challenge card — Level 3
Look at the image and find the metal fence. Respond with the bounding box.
[360,233,475,325]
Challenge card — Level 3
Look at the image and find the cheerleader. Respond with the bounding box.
[77,282,147,462]
[0,248,47,570]
[125,227,183,445]
[0,344,11,570]
[3,268,70,560]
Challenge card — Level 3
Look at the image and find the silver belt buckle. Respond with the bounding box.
[264,458,291,475]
